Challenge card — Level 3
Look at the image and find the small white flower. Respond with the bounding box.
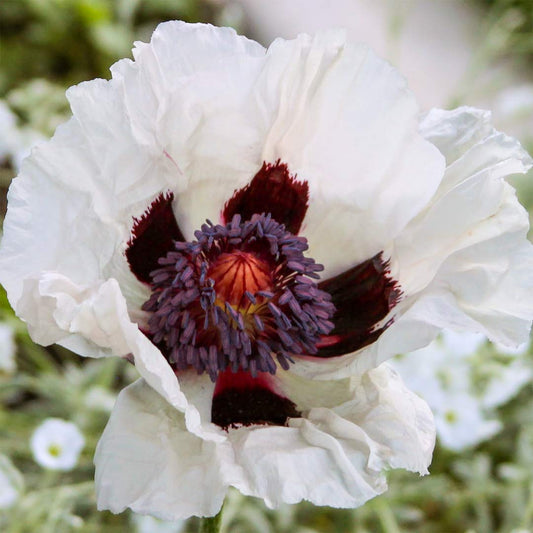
[0,101,18,163]
[433,391,502,451]
[66,515,84,529]
[0,323,16,374]
[482,345,532,409]
[495,85,533,119]
[0,100,44,172]
[0,455,23,509]
[391,330,532,450]
[493,85,533,146]
[30,419,85,471]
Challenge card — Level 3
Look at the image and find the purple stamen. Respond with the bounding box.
[142,213,335,382]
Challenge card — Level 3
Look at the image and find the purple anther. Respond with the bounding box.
[143,212,335,382]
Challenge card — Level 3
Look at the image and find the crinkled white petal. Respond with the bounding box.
[231,365,434,508]
[121,21,267,245]
[95,380,239,520]
[396,107,533,295]
[13,271,221,442]
[0,22,266,322]
[76,21,266,242]
[291,107,533,380]
[254,30,444,276]
[95,365,434,519]
[386,108,533,351]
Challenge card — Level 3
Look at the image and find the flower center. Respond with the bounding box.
[48,444,62,457]
[208,250,272,307]
[143,213,335,381]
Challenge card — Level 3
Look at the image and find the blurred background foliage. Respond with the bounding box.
[479,0,533,61]
[1,0,533,532]
[0,0,217,95]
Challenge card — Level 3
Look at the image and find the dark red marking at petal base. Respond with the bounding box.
[126,192,185,284]
[211,369,300,429]
[223,160,309,234]
[316,253,401,357]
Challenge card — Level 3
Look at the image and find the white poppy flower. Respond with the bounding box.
[0,22,532,518]
[30,419,85,471]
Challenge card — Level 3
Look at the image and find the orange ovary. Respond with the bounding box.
[208,251,272,307]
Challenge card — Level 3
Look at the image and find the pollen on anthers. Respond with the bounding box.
[142,213,335,381]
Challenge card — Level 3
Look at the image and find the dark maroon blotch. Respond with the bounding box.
[223,160,309,234]
[126,192,185,284]
[316,253,401,357]
[211,369,301,429]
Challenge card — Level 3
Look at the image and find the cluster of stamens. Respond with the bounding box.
[142,213,335,381]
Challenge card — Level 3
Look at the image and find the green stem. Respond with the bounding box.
[373,497,401,533]
[198,506,224,533]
